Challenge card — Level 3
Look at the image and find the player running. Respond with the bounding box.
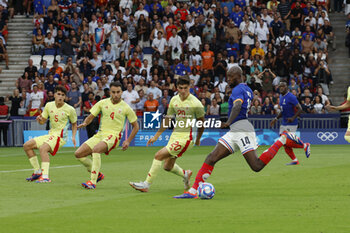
[129,76,205,192]
[173,66,311,199]
[270,81,311,165]
[326,86,350,143]
[24,86,77,183]
[75,82,139,189]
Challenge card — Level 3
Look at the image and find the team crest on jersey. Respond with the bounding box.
[105,106,108,109]
[118,109,122,114]
[50,110,53,113]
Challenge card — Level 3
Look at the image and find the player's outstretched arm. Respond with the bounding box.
[195,116,205,146]
[326,101,350,112]
[77,114,95,128]
[122,121,139,151]
[147,116,171,146]
[221,100,242,128]
[71,122,77,147]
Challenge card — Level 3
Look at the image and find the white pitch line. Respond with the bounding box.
[0,150,77,158]
[0,165,80,173]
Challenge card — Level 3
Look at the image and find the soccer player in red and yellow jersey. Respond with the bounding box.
[129,76,205,192]
[326,86,350,143]
[24,86,77,183]
[75,82,139,189]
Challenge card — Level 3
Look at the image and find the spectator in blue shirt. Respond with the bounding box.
[230,5,244,27]
[226,36,240,60]
[190,1,204,15]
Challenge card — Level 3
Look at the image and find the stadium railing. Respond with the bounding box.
[3,114,341,147]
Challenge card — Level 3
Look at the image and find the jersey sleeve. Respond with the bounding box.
[347,87,350,101]
[231,87,244,104]
[167,98,176,116]
[41,103,49,119]
[69,106,77,124]
[125,104,138,123]
[89,101,102,117]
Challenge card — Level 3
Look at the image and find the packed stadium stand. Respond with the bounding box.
[0,0,350,140]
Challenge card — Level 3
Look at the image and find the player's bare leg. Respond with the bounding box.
[75,143,93,171]
[75,143,104,184]
[81,141,108,189]
[130,147,190,192]
[24,139,41,181]
[36,143,52,183]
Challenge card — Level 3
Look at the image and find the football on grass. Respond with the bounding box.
[197,182,215,199]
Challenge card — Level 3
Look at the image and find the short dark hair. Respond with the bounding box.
[54,85,67,95]
[177,76,191,86]
[110,81,122,88]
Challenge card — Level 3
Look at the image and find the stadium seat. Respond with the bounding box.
[55,55,61,62]
[43,55,55,65]
[143,47,153,54]
[143,54,152,64]
[59,63,65,68]
[30,55,42,66]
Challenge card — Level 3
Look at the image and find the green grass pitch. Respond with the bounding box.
[0,145,350,233]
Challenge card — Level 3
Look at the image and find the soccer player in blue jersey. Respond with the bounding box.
[270,81,311,165]
[174,66,310,199]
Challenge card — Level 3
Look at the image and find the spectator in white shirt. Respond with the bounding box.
[134,3,149,20]
[28,85,43,116]
[88,14,98,35]
[186,29,202,52]
[44,32,55,48]
[152,31,168,56]
[90,51,102,71]
[109,19,122,59]
[146,80,162,99]
[103,44,116,63]
[121,83,140,110]
[112,60,126,77]
[255,19,269,51]
[239,17,255,47]
[168,29,183,60]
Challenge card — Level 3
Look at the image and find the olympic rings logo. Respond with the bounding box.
[317,132,338,141]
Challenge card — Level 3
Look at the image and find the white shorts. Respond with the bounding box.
[219,120,259,155]
[279,125,298,135]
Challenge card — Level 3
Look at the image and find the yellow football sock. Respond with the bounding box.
[29,156,41,173]
[78,157,92,172]
[145,159,163,184]
[91,153,101,184]
[41,162,50,179]
[345,135,350,143]
[170,163,185,178]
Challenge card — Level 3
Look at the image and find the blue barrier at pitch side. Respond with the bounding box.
[131,128,348,147]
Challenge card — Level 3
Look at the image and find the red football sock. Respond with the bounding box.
[259,140,284,165]
[284,146,297,160]
[192,163,214,190]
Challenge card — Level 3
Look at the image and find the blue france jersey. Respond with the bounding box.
[280,92,299,125]
[228,83,253,125]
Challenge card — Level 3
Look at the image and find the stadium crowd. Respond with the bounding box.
[2,0,347,119]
